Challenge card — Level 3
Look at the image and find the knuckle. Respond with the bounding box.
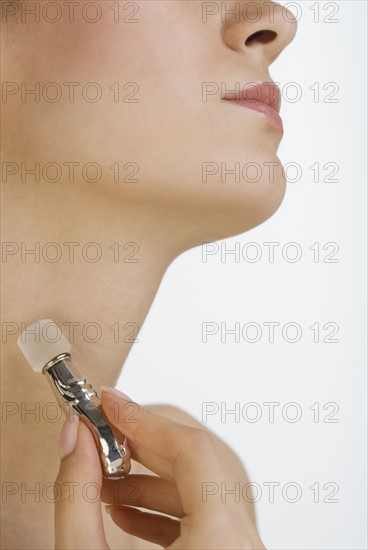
[183,427,216,453]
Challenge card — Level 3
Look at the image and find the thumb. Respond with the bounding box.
[54,415,109,550]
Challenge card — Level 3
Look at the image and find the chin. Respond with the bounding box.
[196,162,287,242]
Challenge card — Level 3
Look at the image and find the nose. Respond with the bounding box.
[221,1,297,65]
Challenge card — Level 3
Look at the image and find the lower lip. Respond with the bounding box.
[225,99,283,132]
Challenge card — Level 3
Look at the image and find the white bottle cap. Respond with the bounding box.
[17,319,72,372]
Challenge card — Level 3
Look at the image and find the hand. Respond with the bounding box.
[54,388,266,549]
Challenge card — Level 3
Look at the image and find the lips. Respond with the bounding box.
[223,82,283,132]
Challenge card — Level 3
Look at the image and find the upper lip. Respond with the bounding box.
[223,82,281,113]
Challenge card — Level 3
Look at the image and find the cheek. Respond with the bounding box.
[86,12,286,223]
[78,88,286,230]
[122,95,286,226]
[17,3,286,229]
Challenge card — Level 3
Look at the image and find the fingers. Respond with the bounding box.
[101,388,226,515]
[102,475,184,518]
[129,439,174,481]
[55,416,109,550]
[101,389,187,464]
[107,506,180,548]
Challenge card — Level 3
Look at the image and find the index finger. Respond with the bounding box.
[101,388,225,514]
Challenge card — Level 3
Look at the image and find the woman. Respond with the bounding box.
[1,1,297,548]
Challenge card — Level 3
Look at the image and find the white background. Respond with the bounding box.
[117,2,367,548]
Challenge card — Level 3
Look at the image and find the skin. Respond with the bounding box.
[55,388,266,549]
[1,1,297,548]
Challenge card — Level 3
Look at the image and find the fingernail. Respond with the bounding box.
[59,414,79,460]
[100,386,134,401]
[106,505,141,516]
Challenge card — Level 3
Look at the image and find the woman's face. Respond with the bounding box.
[5,0,297,237]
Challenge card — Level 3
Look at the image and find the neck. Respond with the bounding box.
[3,181,195,388]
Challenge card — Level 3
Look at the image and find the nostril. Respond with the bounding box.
[245,30,277,46]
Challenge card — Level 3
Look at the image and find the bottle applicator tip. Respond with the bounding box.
[17,319,72,372]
